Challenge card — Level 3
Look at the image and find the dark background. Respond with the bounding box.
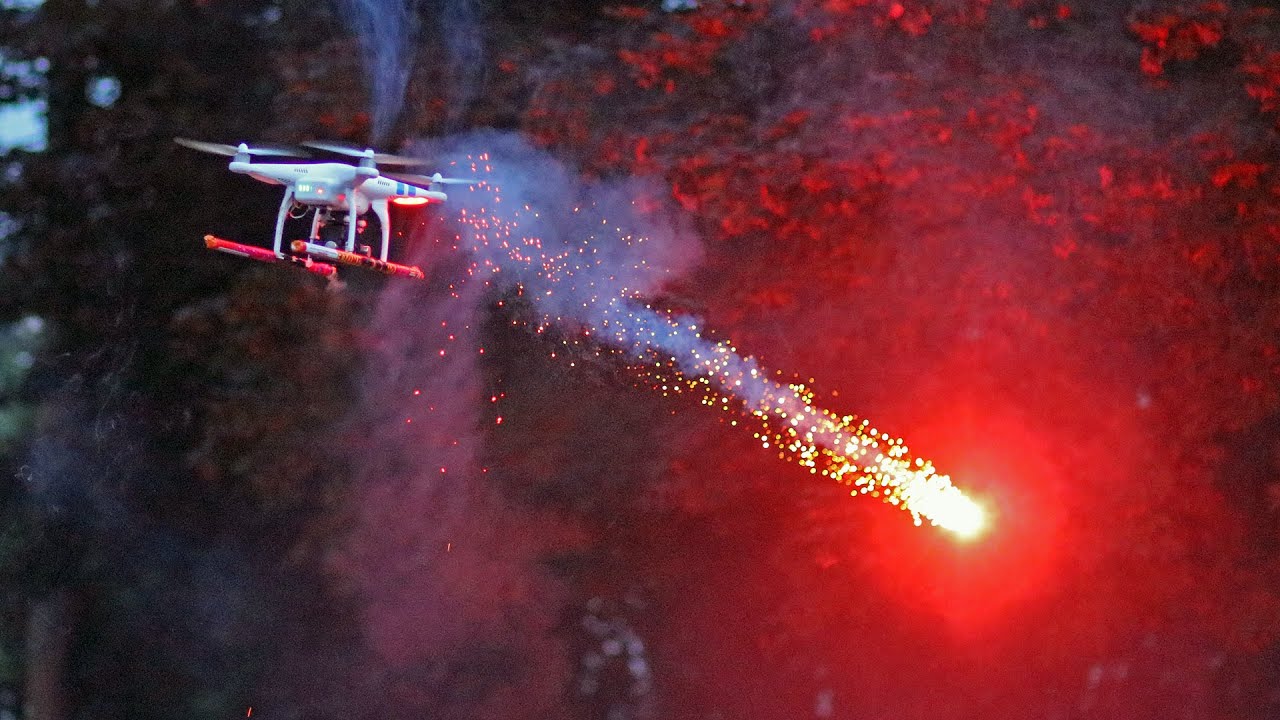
[1,1,1279,720]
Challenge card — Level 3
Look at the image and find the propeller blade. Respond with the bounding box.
[382,171,479,186]
[301,140,425,167]
[174,138,307,157]
[174,138,238,156]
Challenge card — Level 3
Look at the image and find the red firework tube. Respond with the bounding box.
[291,240,425,280]
[205,235,336,278]
[205,235,281,264]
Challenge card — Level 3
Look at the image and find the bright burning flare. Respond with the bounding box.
[921,492,986,539]
[625,308,986,533]
[441,151,986,536]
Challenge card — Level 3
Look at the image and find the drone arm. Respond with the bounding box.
[309,208,323,241]
[247,172,283,186]
[371,199,391,261]
[274,186,295,256]
[354,165,379,186]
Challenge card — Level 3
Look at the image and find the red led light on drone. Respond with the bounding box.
[393,197,431,206]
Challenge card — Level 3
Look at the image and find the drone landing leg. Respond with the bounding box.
[371,199,390,261]
[346,193,358,252]
[309,207,325,241]
[274,187,295,257]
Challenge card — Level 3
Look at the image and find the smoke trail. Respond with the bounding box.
[416,131,983,535]
[440,0,484,130]
[332,0,419,142]
[326,231,573,719]
[416,130,702,304]
[332,0,485,140]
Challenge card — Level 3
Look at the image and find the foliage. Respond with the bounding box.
[2,1,1280,719]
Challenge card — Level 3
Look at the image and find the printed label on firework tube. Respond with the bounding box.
[291,240,425,280]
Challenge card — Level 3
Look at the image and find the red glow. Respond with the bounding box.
[393,197,431,206]
[848,372,1128,634]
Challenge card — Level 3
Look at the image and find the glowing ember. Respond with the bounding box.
[442,151,985,536]
[627,307,987,534]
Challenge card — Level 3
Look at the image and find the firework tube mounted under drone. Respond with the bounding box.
[204,235,337,278]
[291,240,426,280]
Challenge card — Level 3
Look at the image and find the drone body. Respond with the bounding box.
[177,139,472,280]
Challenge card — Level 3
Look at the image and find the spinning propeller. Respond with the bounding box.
[382,171,478,187]
[300,141,425,167]
[174,138,463,179]
[174,138,306,157]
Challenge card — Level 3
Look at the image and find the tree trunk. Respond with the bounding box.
[24,588,72,720]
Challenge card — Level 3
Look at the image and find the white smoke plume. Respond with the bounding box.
[331,0,419,142]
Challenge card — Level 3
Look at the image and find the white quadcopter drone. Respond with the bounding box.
[175,138,474,280]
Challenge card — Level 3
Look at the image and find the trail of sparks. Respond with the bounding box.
[443,153,985,538]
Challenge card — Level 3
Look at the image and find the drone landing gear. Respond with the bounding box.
[211,202,421,282]
[310,208,373,256]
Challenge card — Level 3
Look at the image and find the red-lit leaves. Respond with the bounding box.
[616,5,763,90]
[1243,48,1280,117]
[1130,10,1226,77]
[452,0,1280,715]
